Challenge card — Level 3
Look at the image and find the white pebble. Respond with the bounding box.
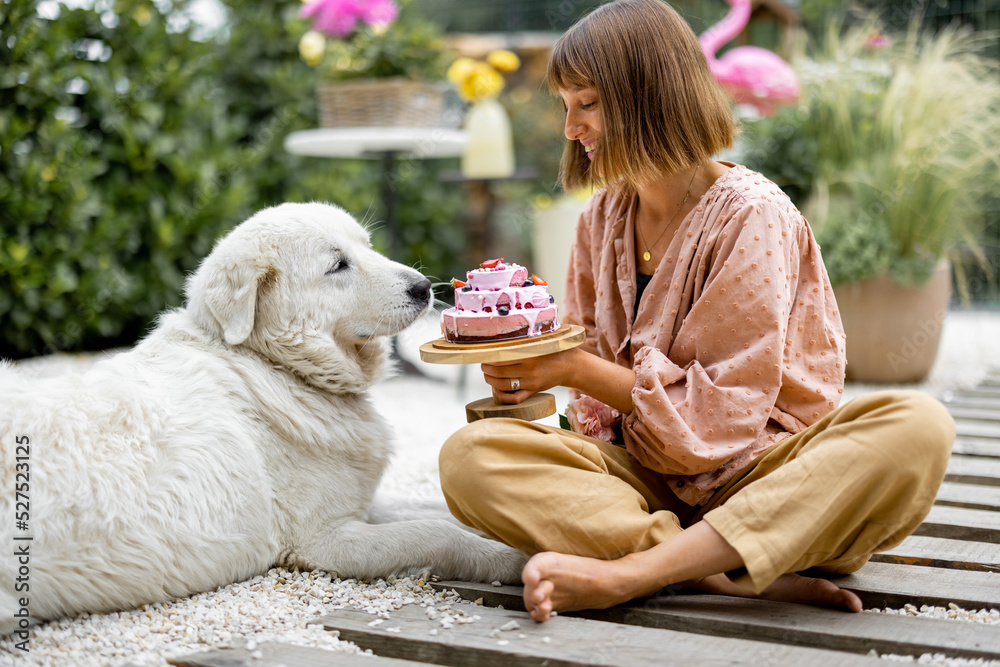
[500,620,521,632]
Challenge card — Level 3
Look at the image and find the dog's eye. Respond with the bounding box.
[326,259,349,275]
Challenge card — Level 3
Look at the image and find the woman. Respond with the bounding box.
[439,0,954,623]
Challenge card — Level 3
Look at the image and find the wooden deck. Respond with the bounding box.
[168,374,1000,666]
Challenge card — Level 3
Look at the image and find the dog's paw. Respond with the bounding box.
[456,537,527,584]
[491,543,529,584]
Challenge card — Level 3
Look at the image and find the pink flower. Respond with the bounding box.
[300,0,398,38]
[566,395,621,443]
[865,32,890,49]
[363,0,398,27]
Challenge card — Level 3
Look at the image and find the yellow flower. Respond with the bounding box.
[132,5,152,25]
[459,62,504,103]
[8,242,29,263]
[486,50,520,73]
[298,31,326,67]
[531,193,553,210]
[447,57,477,86]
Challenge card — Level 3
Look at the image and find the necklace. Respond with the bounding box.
[638,163,700,262]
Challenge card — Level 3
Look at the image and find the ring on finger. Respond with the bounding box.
[510,378,520,392]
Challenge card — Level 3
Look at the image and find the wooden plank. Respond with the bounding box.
[946,455,1000,486]
[816,561,1000,610]
[168,642,421,667]
[952,437,1000,459]
[914,505,1000,543]
[316,597,880,666]
[956,421,1000,439]
[951,387,1000,401]
[431,581,1000,660]
[935,482,1000,512]
[943,395,1000,411]
[947,407,1000,423]
[871,535,1000,573]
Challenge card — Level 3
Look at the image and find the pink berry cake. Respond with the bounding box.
[441,258,559,343]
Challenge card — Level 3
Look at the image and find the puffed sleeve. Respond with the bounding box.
[562,195,601,356]
[622,200,800,476]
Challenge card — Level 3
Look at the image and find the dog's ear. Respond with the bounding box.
[208,263,273,346]
[188,237,276,347]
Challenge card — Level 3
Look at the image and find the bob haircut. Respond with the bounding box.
[547,0,737,193]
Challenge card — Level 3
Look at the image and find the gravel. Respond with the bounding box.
[0,568,471,666]
[3,308,1000,666]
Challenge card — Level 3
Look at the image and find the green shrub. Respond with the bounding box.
[0,0,256,358]
[0,0,467,359]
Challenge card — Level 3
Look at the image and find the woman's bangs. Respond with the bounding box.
[546,32,596,94]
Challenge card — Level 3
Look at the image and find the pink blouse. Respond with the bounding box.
[563,163,846,505]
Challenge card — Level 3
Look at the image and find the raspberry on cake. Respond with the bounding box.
[442,258,559,343]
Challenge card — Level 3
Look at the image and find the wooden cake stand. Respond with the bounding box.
[419,324,586,423]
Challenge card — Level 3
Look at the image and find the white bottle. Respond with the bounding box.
[461,98,515,179]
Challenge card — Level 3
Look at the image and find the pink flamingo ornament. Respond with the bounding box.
[699,0,799,115]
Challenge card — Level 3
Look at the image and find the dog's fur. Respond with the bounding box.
[0,202,525,635]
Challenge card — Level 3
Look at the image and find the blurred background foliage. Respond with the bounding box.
[1,0,999,358]
[0,0,468,358]
[1,0,255,357]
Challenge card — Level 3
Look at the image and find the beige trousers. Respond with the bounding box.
[439,390,955,593]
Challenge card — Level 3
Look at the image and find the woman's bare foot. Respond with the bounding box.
[522,552,643,622]
[688,572,862,612]
[758,573,863,612]
[523,552,863,622]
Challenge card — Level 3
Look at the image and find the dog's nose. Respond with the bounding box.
[408,277,432,305]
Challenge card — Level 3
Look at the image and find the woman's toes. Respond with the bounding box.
[839,588,863,612]
[533,578,553,603]
[522,557,543,588]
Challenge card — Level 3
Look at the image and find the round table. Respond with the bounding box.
[284,127,468,260]
[284,127,468,160]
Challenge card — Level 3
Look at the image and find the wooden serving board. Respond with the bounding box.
[419,325,586,365]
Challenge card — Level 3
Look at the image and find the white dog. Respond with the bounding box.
[0,202,526,637]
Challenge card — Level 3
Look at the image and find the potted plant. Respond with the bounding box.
[745,17,1000,383]
[297,0,455,128]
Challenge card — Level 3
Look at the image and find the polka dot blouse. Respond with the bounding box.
[563,163,846,506]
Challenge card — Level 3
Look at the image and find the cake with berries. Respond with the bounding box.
[441,258,559,343]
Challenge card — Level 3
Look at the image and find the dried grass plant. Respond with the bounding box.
[804,16,1000,298]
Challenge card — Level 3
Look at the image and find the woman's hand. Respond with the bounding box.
[481,348,579,404]
[482,347,637,413]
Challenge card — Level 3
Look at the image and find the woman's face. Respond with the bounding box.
[559,86,602,161]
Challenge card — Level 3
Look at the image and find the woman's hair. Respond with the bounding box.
[547,0,737,192]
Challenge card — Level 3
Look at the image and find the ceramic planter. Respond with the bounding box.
[833,260,951,384]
